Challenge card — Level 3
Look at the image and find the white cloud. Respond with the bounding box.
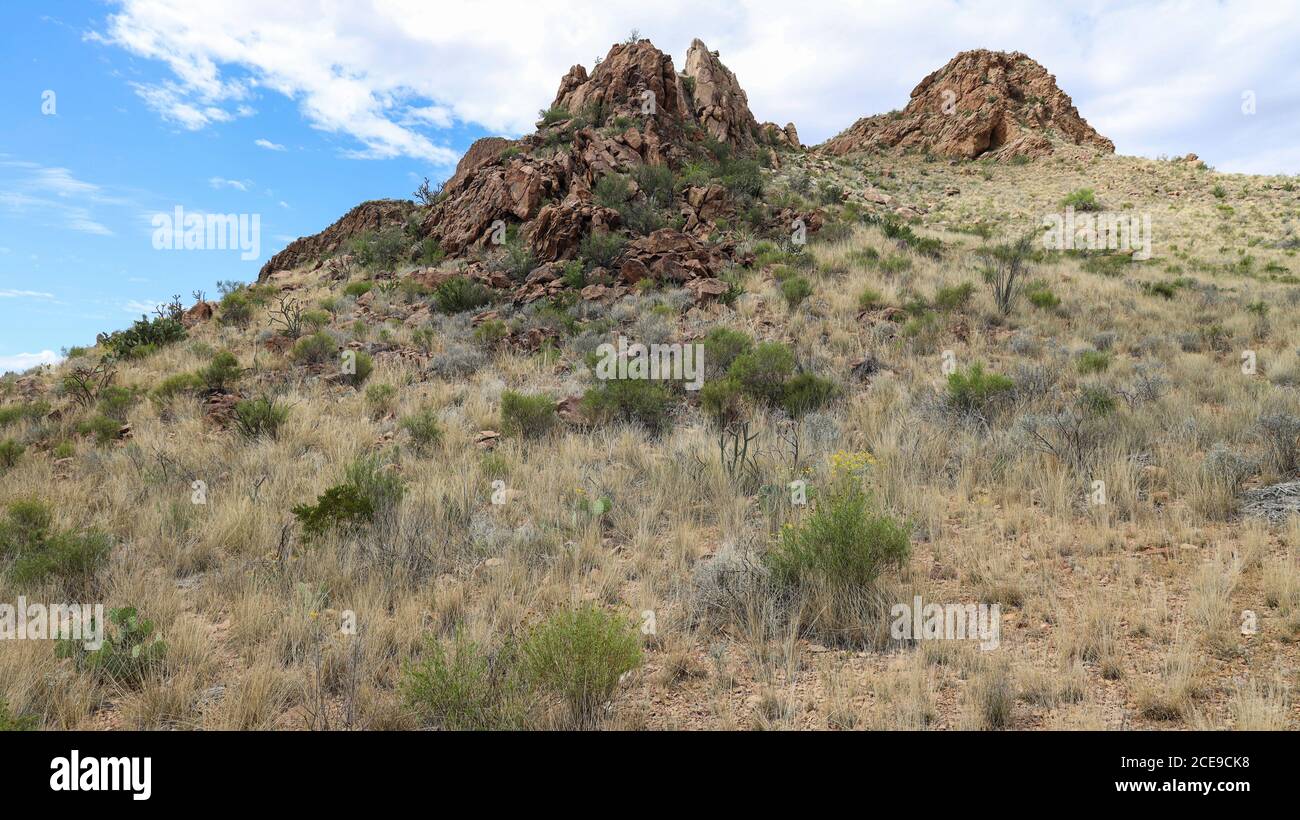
[209,176,252,191]
[94,0,1300,172]
[0,289,56,299]
[0,350,62,374]
[0,160,121,235]
[254,138,286,151]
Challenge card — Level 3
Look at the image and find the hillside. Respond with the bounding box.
[2,37,1300,731]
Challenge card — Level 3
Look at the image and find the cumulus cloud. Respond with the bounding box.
[254,138,286,151]
[93,0,1300,171]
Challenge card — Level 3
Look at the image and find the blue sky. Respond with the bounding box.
[2,0,1298,371]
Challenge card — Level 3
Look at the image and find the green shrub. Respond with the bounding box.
[76,415,121,446]
[946,364,1015,415]
[292,483,373,538]
[343,280,373,298]
[782,373,839,417]
[400,407,444,454]
[56,606,166,687]
[1,498,109,589]
[780,275,813,309]
[98,310,186,359]
[537,105,570,126]
[857,287,885,311]
[473,318,509,348]
[0,401,48,428]
[291,332,337,365]
[581,378,673,434]
[218,288,254,327]
[1078,385,1117,417]
[1076,350,1111,374]
[933,281,975,312]
[1025,283,1060,310]
[364,382,397,417]
[729,341,795,405]
[152,372,202,401]
[700,377,746,428]
[232,396,290,440]
[519,606,643,728]
[594,174,633,210]
[302,309,332,329]
[350,228,407,270]
[198,351,241,392]
[500,391,556,438]
[1061,188,1101,212]
[578,231,626,269]
[701,327,752,378]
[433,276,492,314]
[402,632,523,730]
[767,483,910,593]
[343,350,374,387]
[0,439,23,471]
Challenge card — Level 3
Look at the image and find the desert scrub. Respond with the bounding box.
[767,482,910,644]
[857,286,885,311]
[780,275,813,309]
[0,499,109,590]
[341,350,374,387]
[364,382,397,418]
[232,396,290,440]
[701,326,752,378]
[56,606,167,688]
[1075,349,1111,374]
[500,390,556,438]
[291,331,337,365]
[292,455,405,538]
[402,632,525,730]
[768,483,910,592]
[0,439,23,471]
[581,378,674,434]
[198,350,241,392]
[729,341,795,406]
[1061,187,1101,212]
[519,606,643,728]
[946,363,1015,417]
[700,377,746,428]
[932,281,975,312]
[433,275,492,315]
[782,372,839,417]
[400,406,444,454]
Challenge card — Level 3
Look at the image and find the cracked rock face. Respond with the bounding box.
[682,38,761,153]
[821,49,1114,160]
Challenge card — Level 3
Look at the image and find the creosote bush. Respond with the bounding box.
[518,605,643,728]
[500,391,556,438]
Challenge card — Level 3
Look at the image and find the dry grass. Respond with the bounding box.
[2,145,1299,729]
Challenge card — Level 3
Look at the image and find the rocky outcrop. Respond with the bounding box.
[682,39,761,153]
[820,49,1113,160]
[444,136,515,193]
[760,121,801,149]
[258,199,415,280]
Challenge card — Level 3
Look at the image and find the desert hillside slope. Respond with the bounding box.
[2,37,1300,731]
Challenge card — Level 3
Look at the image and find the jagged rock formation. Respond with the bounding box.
[821,49,1114,160]
[259,199,414,280]
[682,38,761,153]
[259,37,810,297]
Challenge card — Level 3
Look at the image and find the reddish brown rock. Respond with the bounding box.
[820,49,1114,161]
[683,38,761,153]
[257,199,415,281]
[182,300,216,328]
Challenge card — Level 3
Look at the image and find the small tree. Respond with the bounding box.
[977,234,1035,316]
